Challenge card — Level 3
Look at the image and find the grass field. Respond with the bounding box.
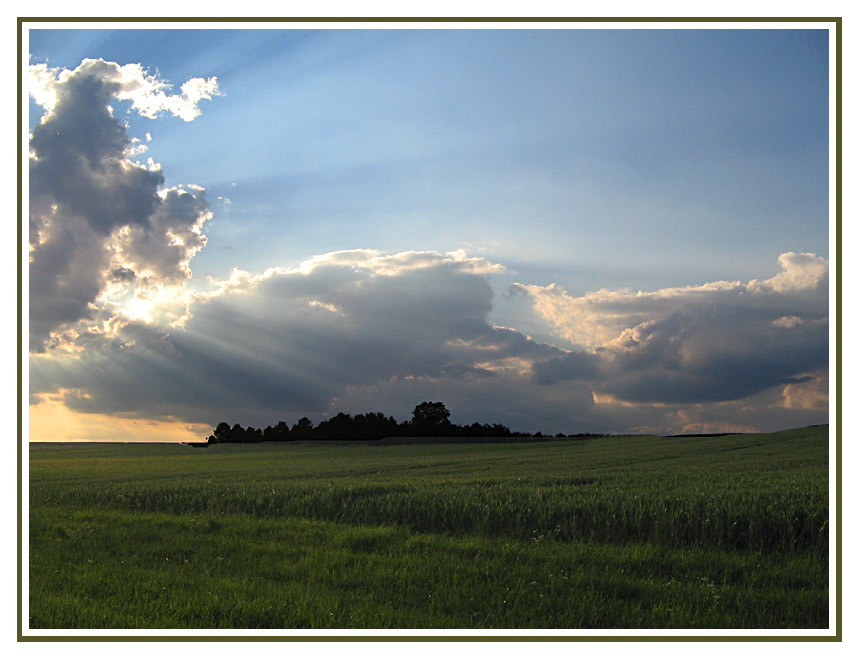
[28,427,830,630]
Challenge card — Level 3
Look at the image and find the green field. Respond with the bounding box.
[28,427,830,630]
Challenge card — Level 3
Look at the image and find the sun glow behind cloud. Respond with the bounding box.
[27,58,216,353]
[29,392,210,443]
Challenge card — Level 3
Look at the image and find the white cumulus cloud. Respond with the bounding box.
[28,59,218,351]
[514,253,829,407]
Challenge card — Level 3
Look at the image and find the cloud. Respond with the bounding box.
[29,246,829,434]
[781,371,829,410]
[530,350,603,385]
[28,59,219,122]
[30,250,564,426]
[514,252,829,406]
[751,251,829,293]
[28,59,218,351]
[27,57,828,436]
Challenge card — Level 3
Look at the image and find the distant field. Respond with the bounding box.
[28,427,829,630]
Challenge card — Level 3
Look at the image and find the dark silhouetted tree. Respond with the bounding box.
[199,400,553,449]
[245,426,264,443]
[210,422,231,444]
[263,421,291,442]
[410,401,451,435]
[315,413,354,440]
[291,417,314,440]
[354,412,399,440]
[230,423,245,442]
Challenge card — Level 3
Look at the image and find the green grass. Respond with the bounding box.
[28,427,829,629]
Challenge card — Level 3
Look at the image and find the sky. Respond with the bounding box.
[25,24,833,441]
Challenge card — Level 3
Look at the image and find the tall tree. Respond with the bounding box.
[410,401,451,434]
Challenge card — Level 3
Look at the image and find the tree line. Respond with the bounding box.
[193,401,601,446]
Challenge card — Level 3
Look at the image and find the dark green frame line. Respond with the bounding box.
[17,15,841,643]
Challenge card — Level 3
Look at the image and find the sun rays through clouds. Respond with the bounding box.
[27,34,830,440]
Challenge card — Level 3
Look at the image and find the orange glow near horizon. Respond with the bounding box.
[28,395,211,443]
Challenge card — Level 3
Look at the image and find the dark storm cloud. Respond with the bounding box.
[530,350,603,385]
[598,310,828,404]
[30,251,565,426]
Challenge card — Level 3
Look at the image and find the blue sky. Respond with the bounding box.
[26,26,832,439]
